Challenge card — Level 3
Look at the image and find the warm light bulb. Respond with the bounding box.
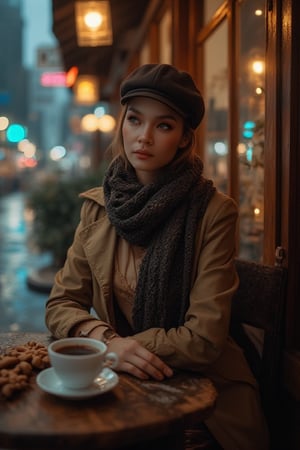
[252,60,265,74]
[84,12,103,30]
[237,143,247,154]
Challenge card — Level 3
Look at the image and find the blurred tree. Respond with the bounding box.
[26,168,106,268]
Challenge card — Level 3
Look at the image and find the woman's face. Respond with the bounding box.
[122,97,188,184]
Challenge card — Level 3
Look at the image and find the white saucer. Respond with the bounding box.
[36,367,119,399]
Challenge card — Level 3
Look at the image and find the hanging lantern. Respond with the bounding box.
[74,75,100,104]
[75,1,113,47]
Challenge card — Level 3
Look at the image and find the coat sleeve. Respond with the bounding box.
[45,197,109,338]
[132,192,239,371]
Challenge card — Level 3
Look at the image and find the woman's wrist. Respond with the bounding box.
[70,321,119,343]
[71,320,105,338]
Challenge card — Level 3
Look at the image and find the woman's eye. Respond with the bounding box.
[127,115,140,125]
[158,122,172,130]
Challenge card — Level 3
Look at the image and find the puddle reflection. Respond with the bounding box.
[0,191,52,332]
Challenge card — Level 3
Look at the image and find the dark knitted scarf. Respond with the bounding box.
[103,156,215,333]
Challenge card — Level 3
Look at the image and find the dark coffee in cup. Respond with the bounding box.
[55,344,99,356]
[48,337,118,389]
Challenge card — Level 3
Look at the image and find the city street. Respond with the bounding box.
[0,191,52,332]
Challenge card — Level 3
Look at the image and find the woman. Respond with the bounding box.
[45,64,269,450]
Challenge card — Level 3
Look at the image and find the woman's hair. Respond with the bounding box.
[108,104,196,169]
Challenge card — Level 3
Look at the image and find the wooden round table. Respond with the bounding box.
[0,332,217,450]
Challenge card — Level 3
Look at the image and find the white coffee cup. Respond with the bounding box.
[48,337,118,390]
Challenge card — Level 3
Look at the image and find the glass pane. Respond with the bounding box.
[203,20,229,193]
[204,0,225,24]
[238,1,265,262]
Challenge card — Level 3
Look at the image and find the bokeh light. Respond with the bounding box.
[97,114,116,132]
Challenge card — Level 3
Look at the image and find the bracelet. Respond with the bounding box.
[101,328,119,345]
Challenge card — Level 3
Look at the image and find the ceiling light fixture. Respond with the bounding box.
[75,1,113,47]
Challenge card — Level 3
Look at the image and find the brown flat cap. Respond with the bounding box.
[120,64,205,129]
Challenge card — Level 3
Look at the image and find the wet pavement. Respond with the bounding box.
[0,190,52,332]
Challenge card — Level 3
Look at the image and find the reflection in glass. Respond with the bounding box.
[203,20,228,193]
[238,0,265,262]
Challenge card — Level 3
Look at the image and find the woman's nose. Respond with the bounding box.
[138,128,153,145]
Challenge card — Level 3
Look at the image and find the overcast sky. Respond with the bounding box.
[21,0,57,67]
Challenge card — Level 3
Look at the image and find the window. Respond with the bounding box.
[197,0,266,262]
[202,20,229,193]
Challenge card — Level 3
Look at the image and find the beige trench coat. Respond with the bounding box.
[46,187,269,450]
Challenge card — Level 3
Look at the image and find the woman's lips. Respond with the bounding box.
[133,150,152,159]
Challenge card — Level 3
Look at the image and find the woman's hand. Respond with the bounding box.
[107,337,173,381]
